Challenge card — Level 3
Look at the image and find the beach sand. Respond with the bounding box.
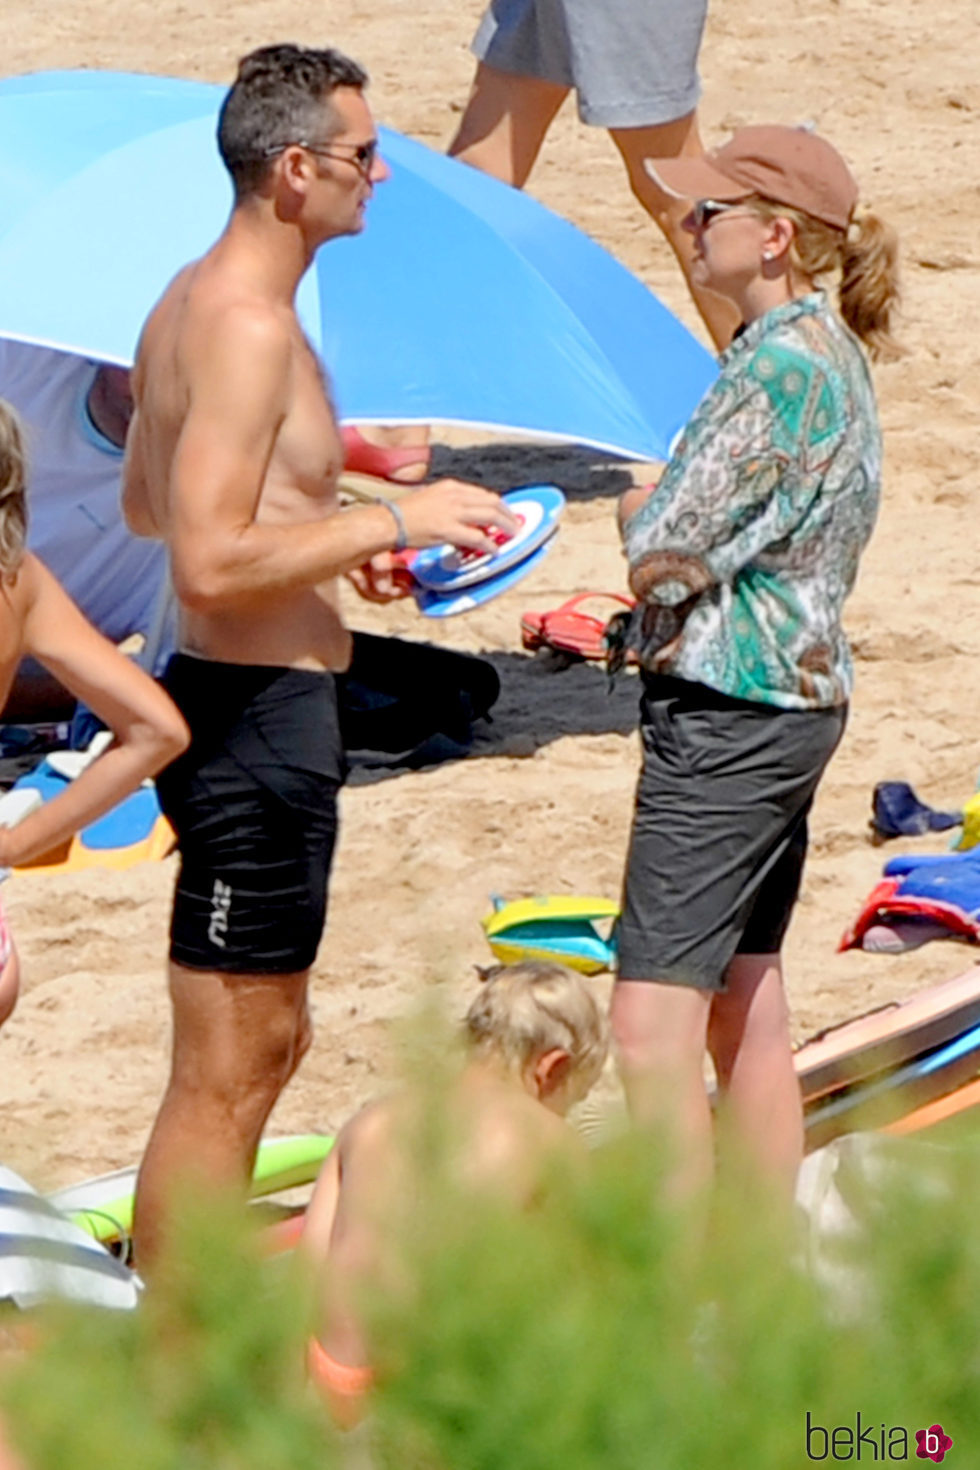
[1,0,979,1189]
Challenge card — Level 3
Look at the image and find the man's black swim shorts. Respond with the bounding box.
[156,655,344,975]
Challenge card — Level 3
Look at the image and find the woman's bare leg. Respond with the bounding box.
[707,952,804,1199]
[610,977,714,1202]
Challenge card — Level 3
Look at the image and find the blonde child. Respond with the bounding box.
[0,399,188,1027]
[299,961,609,1427]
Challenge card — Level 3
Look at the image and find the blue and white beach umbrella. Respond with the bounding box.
[0,69,715,461]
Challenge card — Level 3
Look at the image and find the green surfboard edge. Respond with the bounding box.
[69,1132,335,1243]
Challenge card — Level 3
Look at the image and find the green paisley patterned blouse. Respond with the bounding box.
[621,293,881,710]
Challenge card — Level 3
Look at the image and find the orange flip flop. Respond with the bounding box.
[341,426,431,482]
[521,592,636,660]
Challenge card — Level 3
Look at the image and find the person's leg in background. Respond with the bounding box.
[373,27,570,478]
[450,0,572,181]
[448,61,568,186]
[565,0,738,347]
[610,117,741,349]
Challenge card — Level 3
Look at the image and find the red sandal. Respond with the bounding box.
[521,592,636,660]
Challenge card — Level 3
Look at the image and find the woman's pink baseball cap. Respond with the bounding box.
[644,125,859,231]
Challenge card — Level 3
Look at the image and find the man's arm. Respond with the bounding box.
[169,309,516,612]
[121,404,161,538]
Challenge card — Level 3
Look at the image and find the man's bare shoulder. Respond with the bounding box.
[139,261,298,381]
[192,302,296,379]
[204,294,297,354]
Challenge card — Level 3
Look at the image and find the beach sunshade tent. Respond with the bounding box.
[0,69,715,462]
[0,1164,139,1311]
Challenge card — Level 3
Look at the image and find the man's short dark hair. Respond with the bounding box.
[218,43,369,200]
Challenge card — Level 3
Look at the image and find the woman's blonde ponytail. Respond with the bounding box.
[839,209,901,359]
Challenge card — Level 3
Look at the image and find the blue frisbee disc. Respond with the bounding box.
[415,539,554,618]
[412,485,564,593]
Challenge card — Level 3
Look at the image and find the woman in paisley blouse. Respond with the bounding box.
[610,126,899,1205]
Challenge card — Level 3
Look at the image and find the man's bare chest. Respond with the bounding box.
[263,356,344,517]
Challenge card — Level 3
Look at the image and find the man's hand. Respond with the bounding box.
[346,552,414,604]
[399,478,519,552]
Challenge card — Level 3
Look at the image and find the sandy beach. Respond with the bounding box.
[1,0,979,1192]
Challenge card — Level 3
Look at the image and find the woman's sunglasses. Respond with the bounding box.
[691,198,752,230]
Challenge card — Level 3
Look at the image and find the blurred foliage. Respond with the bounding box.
[3,1124,980,1468]
[1,1192,338,1470]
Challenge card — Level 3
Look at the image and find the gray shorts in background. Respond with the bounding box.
[471,0,708,128]
[616,674,847,992]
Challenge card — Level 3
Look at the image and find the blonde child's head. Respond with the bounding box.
[0,402,27,582]
[464,961,608,1111]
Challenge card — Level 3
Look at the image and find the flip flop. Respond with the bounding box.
[520,592,636,660]
[341,426,431,483]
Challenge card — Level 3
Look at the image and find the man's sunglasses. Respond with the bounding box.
[261,138,380,177]
[691,198,752,230]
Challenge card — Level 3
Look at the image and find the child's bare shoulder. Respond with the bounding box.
[0,554,37,667]
[1,552,40,606]
[337,1089,410,1164]
[5,553,71,625]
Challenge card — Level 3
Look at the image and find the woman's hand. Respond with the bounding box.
[617,480,658,532]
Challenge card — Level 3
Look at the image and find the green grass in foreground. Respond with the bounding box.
[3,1129,980,1469]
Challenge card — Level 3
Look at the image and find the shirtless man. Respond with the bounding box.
[123,43,516,1265]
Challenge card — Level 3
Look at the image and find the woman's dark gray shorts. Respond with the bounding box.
[616,674,846,991]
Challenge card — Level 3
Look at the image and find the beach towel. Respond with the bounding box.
[0,1164,139,1311]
